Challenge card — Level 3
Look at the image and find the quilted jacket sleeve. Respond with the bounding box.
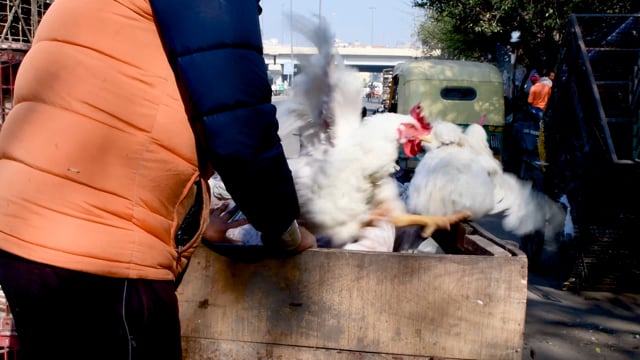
[149,0,300,244]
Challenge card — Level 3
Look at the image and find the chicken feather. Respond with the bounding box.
[278,15,466,249]
[278,16,362,149]
[407,120,564,240]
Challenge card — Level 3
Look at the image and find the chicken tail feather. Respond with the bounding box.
[277,14,363,148]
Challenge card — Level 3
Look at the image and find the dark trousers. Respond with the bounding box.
[528,104,544,121]
[0,249,181,360]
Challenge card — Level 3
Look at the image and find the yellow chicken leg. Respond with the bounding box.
[390,211,472,238]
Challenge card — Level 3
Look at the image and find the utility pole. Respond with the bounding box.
[289,0,294,86]
[280,2,285,43]
[368,6,376,46]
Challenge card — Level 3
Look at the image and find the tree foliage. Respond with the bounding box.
[413,0,640,72]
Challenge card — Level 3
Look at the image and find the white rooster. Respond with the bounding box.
[406,120,565,241]
[278,16,470,249]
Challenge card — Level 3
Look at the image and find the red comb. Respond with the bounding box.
[410,104,431,131]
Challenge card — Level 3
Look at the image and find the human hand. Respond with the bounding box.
[202,202,249,244]
[291,225,317,252]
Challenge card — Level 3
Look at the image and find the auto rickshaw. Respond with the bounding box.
[388,59,506,170]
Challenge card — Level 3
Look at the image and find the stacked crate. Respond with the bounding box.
[0,0,52,123]
[0,286,17,355]
[545,14,640,291]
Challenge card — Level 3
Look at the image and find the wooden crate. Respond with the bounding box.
[177,222,528,360]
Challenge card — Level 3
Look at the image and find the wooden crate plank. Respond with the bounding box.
[178,247,527,360]
[182,338,440,360]
[466,222,524,256]
[457,235,512,257]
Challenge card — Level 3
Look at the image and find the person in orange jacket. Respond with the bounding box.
[0,1,315,359]
[527,74,552,120]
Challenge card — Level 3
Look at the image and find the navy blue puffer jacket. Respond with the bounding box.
[150,0,300,243]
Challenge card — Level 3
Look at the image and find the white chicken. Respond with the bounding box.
[278,16,470,249]
[406,120,565,241]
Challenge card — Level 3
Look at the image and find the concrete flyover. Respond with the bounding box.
[263,44,424,73]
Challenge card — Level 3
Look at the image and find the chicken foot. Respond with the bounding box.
[368,205,471,238]
[390,212,472,238]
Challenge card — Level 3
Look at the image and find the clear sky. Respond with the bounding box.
[259,0,424,47]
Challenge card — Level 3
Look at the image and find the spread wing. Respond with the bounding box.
[277,14,363,151]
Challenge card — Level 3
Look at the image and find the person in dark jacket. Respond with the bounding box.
[151,0,313,250]
[0,1,315,359]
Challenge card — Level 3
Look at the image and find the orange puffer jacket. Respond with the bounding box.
[528,82,552,111]
[0,0,209,280]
